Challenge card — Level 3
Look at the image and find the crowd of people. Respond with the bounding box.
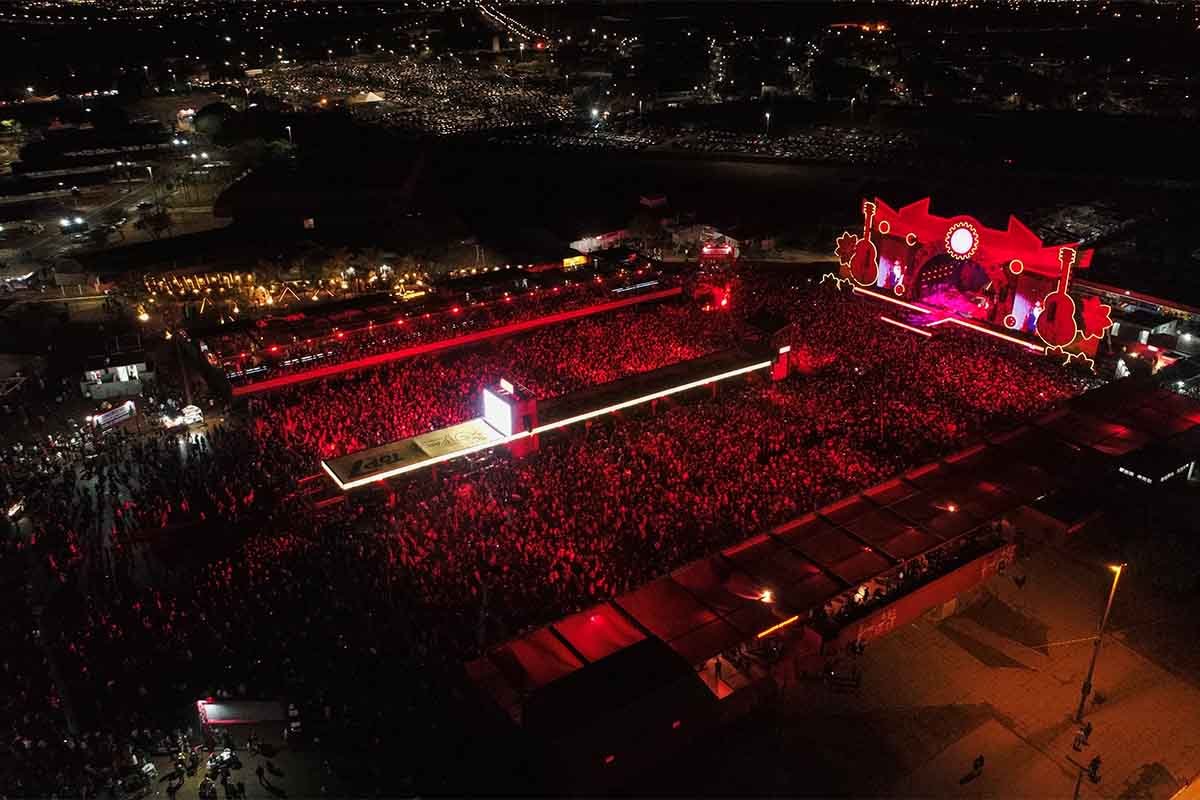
[216,273,662,386]
[0,275,1096,796]
[247,301,742,462]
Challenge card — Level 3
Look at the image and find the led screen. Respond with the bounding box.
[482,388,513,437]
[875,237,1055,332]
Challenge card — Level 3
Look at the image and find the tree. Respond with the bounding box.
[628,210,662,242]
[88,227,113,246]
[135,208,172,240]
[193,102,235,139]
[325,247,353,282]
[292,244,336,284]
[229,138,294,173]
[255,258,283,286]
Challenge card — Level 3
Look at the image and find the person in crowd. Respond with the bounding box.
[0,277,1091,797]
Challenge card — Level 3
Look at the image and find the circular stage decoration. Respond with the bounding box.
[945,221,979,260]
[895,283,906,296]
[1004,314,1018,329]
[1008,258,1024,275]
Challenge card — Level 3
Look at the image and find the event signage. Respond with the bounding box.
[92,400,135,429]
[413,419,503,458]
[323,418,506,489]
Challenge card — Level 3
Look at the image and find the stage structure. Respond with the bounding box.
[833,197,1113,366]
[321,345,789,490]
[689,237,739,312]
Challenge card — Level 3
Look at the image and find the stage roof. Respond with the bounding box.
[467,378,1200,723]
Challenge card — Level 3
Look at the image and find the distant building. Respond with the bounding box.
[566,211,632,254]
[670,223,727,250]
[570,228,627,254]
[80,336,155,400]
[14,121,171,174]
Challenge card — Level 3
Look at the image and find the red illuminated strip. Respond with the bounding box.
[232,287,683,396]
[927,317,1047,352]
[852,286,933,314]
[879,315,932,338]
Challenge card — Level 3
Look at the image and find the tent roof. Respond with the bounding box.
[469,378,1200,727]
[522,638,688,730]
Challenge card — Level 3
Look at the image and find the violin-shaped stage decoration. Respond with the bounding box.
[1036,246,1080,348]
[848,200,880,287]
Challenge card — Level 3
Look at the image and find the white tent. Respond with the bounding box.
[346,91,385,105]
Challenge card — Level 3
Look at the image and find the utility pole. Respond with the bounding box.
[1076,564,1124,722]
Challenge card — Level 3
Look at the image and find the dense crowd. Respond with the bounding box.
[217,274,660,385]
[0,277,1095,796]
[248,302,741,462]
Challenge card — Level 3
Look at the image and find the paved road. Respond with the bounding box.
[638,541,1200,799]
[16,180,160,261]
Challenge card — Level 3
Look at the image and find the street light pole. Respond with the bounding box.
[1075,563,1124,723]
[285,125,293,145]
[764,111,771,135]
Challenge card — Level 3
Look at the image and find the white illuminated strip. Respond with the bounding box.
[529,360,773,435]
[322,430,529,491]
[852,286,933,314]
[927,317,1047,352]
[1117,466,1153,485]
[324,360,773,490]
[879,315,932,338]
[613,280,659,294]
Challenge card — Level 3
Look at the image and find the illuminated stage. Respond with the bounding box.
[321,344,779,490]
[834,197,1114,364]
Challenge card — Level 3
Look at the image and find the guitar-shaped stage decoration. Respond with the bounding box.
[849,201,880,287]
[1036,246,1079,348]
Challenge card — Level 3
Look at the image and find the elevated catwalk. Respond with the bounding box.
[321,343,776,490]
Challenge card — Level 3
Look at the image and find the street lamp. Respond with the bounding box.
[764,111,771,134]
[1075,563,1125,722]
[285,125,293,145]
